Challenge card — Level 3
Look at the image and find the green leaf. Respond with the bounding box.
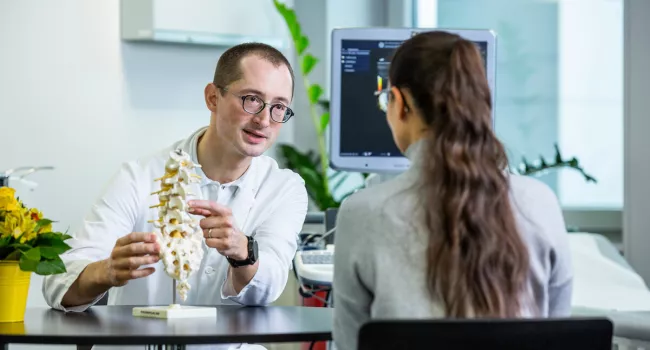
[279,144,320,172]
[38,231,71,241]
[318,112,330,135]
[296,166,329,206]
[9,243,31,252]
[35,256,66,275]
[0,234,11,248]
[34,218,54,233]
[23,246,41,261]
[40,246,61,259]
[317,100,330,112]
[296,36,309,55]
[4,250,21,261]
[301,54,318,76]
[332,173,351,194]
[19,254,39,272]
[35,238,72,255]
[328,170,345,182]
[339,189,359,203]
[308,84,323,105]
[273,0,302,42]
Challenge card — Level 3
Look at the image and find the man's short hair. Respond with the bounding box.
[213,42,295,98]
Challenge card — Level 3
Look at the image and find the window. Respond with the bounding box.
[415,0,624,211]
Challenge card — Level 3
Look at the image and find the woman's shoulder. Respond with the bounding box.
[507,173,569,250]
[507,174,563,212]
[340,174,415,214]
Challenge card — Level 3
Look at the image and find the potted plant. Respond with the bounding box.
[0,187,72,322]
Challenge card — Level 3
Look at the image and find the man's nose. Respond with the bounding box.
[252,107,272,127]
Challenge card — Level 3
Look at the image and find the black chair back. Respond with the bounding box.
[358,317,613,350]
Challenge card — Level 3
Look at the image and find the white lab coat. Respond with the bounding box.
[42,126,308,349]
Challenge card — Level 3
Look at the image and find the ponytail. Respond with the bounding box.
[391,34,530,318]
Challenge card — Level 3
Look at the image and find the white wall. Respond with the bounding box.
[624,0,650,283]
[0,0,294,313]
[558,0,623,209]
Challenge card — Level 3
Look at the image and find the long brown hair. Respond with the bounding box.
[389,31,529,318]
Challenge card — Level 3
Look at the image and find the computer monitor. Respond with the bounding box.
[329,28,497,173]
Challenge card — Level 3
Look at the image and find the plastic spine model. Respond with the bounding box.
[150,148,204,302]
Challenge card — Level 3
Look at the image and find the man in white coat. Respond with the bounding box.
[42,43,308,347]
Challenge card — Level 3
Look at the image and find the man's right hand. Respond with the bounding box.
[61,232,160,308]
[106,232,160,287]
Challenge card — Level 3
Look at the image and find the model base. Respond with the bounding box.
[132,304,217,319]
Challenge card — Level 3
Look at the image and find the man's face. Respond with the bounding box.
[210,55,293,159]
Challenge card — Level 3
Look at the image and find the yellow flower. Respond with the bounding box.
[0,187,19,211]
[0,210,25,239]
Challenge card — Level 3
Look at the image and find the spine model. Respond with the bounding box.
[150,148,204,302]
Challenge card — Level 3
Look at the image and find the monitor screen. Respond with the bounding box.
[329,28,496,174]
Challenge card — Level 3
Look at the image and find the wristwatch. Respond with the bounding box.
[227,236,258,268]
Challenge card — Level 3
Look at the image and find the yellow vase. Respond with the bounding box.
[0,261,31,323]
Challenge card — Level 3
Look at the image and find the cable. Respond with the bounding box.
[298,226,336,250]
[310,226,336,246]
[309,341,316,350]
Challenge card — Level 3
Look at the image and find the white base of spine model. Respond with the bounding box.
[133,148,216,319]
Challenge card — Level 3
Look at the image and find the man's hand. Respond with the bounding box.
[106,232,160,287]
[61,232,160,308]
[188,199,258,295]
[188,200,248,261]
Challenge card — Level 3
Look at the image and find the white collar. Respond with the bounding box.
[179,126,262,230]
[181,126,258,192]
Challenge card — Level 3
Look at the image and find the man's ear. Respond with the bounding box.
[204,83,219,113]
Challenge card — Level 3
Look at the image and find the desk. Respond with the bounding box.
[0,305,333,349]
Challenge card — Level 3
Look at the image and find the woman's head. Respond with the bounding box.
[384,31,492,154]
[384,31,530,318]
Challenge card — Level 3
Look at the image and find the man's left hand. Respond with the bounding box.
[188,200,248,260]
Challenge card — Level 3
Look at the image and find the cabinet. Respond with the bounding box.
[120,0,289,48]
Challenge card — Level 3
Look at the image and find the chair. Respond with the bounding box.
[357,317,614,350]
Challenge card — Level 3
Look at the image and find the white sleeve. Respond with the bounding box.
[220,177,308,306]
[42,162,143,312]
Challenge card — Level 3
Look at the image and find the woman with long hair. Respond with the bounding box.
[332,31,572,350]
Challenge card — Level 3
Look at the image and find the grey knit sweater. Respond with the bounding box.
[332,140,573,350]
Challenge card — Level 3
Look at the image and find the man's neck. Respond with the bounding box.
[197,128,251,184]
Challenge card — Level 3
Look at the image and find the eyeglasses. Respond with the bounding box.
[375,89,390,112]
[218,86,294,123]
[374,88,410,113]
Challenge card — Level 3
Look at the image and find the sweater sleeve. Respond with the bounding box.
[332,196,373,350]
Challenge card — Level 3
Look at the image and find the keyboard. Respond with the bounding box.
[301,251,334,265]
[294,249,334,285]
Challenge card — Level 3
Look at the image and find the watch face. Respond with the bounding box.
[251,239,259,260]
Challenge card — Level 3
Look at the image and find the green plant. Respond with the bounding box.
[0,187,72,275]
[516,143,596,183]
[273,0,366,211]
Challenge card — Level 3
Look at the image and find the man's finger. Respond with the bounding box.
[116,232,156,247]
[188,200,231,217]
[199,216,233,230]
[112,242,160,259]
[203,227,236,241]
[189,207,212,217]
[115,267,156,282]
[112,255,159,270]
[205,238,230,254]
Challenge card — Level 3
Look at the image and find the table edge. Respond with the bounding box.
[0,332,333,345]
